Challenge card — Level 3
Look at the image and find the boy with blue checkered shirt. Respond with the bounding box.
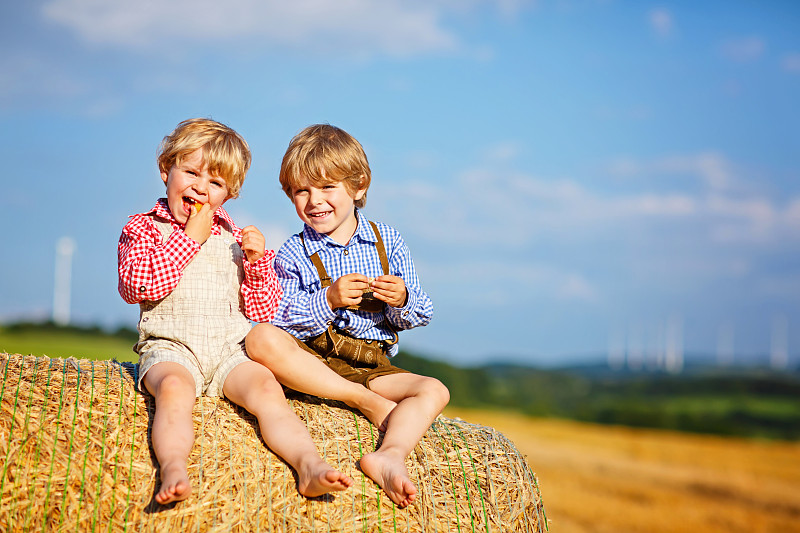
[246,124,450,509]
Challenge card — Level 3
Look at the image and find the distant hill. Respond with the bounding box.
[393,351,800,441]
[3,321,798,440]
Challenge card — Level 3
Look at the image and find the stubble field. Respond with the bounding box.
[445,408,800,533]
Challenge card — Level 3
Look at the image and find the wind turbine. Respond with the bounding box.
[53,237,76,326]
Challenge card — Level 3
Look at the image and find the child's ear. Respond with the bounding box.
[160,171,169,186]
[353,176,368,201]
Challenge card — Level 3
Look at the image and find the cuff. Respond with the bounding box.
[386,289,418,323]
[310,287,337,331]
[243,251,274,290]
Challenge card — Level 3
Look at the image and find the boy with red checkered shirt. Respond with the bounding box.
[118,118,352,505]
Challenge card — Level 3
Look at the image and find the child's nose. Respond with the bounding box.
[193,179,208,195]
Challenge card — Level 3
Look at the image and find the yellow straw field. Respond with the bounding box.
[446,408,800,533]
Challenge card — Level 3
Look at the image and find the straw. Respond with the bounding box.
[0,352,547,532]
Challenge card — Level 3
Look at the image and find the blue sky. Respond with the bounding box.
[1,1,798,368]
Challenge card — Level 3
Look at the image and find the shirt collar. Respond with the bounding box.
[301,208,376,256]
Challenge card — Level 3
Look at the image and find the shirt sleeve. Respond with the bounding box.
[271,240,335,339]
[117,215,200,303]
[241,250,283,322]
[382,229,434,331]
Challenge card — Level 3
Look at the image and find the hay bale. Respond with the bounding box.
[0,352,547,532]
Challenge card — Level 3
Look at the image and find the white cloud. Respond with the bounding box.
[608,152,734,191]
[720,36,766,63]
[41,0,460,57]
[648,8,673,38]
[785,198,800,226]
[0,51,89,108]
[0,50,127,116]
[386,149,798,257]
[482,141,522,162]
[781,53,800,73]
[756,275,800,299]
[595,104,654,121]
[424,259,598,306]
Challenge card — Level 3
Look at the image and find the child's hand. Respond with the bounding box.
[327,273,370,310]
[241,226,266,264]
[184,202,214,245]
[370,275,408,308]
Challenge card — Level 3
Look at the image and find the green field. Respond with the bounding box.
[3,321,799,440]
[0,322,138,362]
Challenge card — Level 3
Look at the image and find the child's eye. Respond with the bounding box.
[212,180,226,188]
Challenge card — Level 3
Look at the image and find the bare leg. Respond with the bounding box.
[359,374,450,508]
[223,361,353,497]
[246,323,396,429]
[143,362,197,505]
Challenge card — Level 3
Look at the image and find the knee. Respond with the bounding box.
[246,372,285,404]
[423,377,450,409]
[245,323,286,364]
[154,373,195,404]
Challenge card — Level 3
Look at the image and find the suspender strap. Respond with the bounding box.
[299,220,398,347]
[300,220,390,284]
[369,221,390,276]
[308,252,332,287]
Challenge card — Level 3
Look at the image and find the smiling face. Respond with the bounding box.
[291,175,366,245]
[161,148,230,224]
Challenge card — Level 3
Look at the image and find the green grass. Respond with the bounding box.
[0,323,138,362]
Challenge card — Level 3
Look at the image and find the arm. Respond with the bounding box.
[241,254,281,322]
[379,229,433,331]
[117,215,200,303]
[271,239,336,339]
[239,232,282,322]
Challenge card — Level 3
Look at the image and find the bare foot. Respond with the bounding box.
[346,391,396,431]
[359,450,417,508]
[155,461,192,505]
[298,461,353,497]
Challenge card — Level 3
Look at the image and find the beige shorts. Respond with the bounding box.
[137,337,250,398]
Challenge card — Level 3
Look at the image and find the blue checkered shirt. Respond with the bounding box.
[272,210,433,356]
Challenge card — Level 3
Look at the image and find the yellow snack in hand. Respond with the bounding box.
[364,277,375,294]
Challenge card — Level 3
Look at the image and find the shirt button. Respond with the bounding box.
[343,249,349,255]
[402,311,409,317]
[139,285,147,293]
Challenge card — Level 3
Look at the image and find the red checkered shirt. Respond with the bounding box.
[118,199,281,322]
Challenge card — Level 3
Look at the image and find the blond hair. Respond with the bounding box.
[279,124,371,208]
[157,118,251,198]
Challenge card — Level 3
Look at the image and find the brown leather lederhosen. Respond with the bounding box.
[294,220,407,387]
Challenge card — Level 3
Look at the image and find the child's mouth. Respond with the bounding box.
[183,197,202,213]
